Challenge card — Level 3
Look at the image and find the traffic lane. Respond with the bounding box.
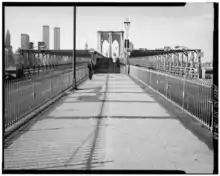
[4,74,72,123]
[4,70,72,105]
[5,63,84,88]
[4,69,67,97]
[5,81,53,113]
[4,68,72,92]
[5,81,48,104]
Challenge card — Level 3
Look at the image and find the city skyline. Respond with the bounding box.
[5,7,73,51]
[5,4,213,62]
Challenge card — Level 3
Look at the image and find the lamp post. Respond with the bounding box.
[73,6,76,90]
[124,18,131,72]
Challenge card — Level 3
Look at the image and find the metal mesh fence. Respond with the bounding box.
[121,64,212,130]
[4,66,88,129]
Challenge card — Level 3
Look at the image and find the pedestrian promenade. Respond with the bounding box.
[4,74,213,173]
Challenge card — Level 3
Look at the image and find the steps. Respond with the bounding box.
[94,57,120,74]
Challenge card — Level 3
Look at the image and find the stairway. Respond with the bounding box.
[94,57,120,74]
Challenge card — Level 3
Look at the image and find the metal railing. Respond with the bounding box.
[121,64,213,130]
[158,65,199,79]
[4,65,88,129]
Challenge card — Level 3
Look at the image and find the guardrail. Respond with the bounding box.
[121,64,213,130]
[4,63,87,81]
[4,65,89,129]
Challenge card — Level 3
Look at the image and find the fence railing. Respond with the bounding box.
[121,64,213,130]
[4,65,88,129]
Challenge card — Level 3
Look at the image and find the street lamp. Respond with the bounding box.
[124,18,131,40]
[124,18,131,72]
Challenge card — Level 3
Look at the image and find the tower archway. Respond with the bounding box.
[112,40,119,62]
[97,31,124,58]
[102,40,109,57]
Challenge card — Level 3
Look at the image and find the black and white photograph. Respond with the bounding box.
[2,2,218,174]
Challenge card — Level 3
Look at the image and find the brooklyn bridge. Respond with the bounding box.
[4,13,214,173]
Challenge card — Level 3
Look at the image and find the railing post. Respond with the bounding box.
[182,68,186,110]
[210,101,213,131]
[156,79,159,91]
[69,71,71,87]
[50,82,53,97]
[166,83,168,97]
[208,87,214,131]
[33,83,36,102]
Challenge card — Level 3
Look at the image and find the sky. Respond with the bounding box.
[5,3,213,62]
[5,7,74,51]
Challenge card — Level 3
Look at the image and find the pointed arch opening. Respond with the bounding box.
[102,40,109,57]
[112,40,119,62]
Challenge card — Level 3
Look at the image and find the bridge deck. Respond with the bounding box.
[4,74,213,173]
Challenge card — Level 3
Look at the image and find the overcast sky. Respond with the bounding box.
[5,3,213,62]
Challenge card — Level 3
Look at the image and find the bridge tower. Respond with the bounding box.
[97,31,124,58]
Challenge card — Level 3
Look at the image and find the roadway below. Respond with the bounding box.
[4,66,79,127]
[4,74,213,173]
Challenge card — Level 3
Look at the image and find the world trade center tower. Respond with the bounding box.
[42,25,49,49]
[54,27,60,50]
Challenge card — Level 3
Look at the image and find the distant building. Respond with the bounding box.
[20,34,30,67]
[54,27,60,50]
[21,33,30,49]
[85,42,88,50]
[4,46,14,67]
[202,62,212,68]
[29,42,34,50]
[202,67,213,79]
[129,41,134,50]
[5,48,9,67]
[4,29,15,68]
[43,25,49,49]
[164,46,171,50]
[5,29,11,48]
[38,41,46,50]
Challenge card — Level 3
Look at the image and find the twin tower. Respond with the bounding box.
[43,25,60,50]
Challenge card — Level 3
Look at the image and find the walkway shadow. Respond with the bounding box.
[76,86,103,102]
[76,87,102,91]
[128,75,213,151]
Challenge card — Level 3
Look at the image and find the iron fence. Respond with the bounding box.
[4,65,88,129]
[121,64,213,130]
